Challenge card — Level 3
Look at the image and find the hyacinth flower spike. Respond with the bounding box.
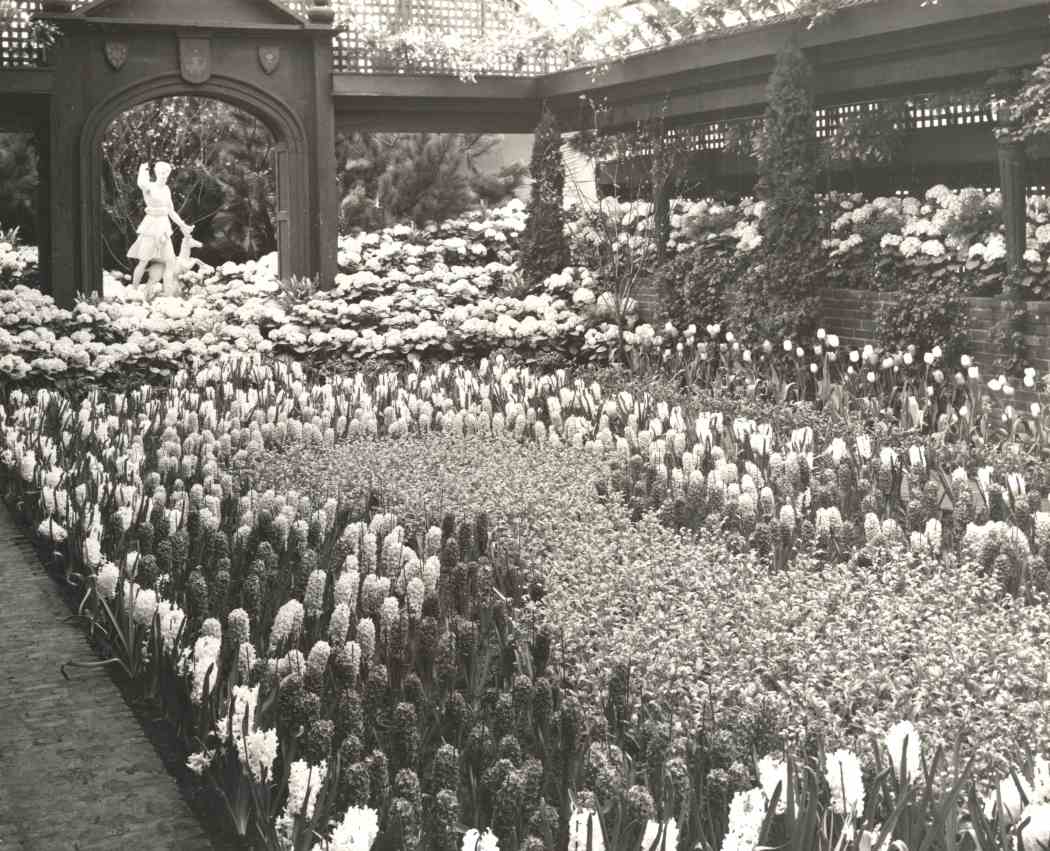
[61,577,164,682]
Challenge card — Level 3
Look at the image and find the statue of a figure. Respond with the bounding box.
[127,162,193,292]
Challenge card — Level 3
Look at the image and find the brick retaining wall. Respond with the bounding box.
[635,280,1050,373]
[820,289,1050,374]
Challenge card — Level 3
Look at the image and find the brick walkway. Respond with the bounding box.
[0,507,215,851]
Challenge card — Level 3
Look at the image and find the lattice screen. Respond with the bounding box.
[330,0,549,75]
[681,94,994,155]
[0,0,546,75]
[0,0,44,68]
[817,95,991,136]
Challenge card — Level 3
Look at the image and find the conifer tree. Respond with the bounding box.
[761,39,821,261]
[336,132,523,232]
[0,132,38,239]
[731,40,824,340]
[520,106,569,287]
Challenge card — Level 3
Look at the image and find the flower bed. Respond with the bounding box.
[5,352,1050,849]
[669,186,1050,298]
[6,193,1050,850]
[249,423,1050,776]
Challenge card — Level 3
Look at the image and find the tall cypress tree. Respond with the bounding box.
[761,39,821,261]
[732,39,823,340]
[520,105,570,287]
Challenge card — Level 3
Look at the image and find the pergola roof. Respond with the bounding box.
[521,0,877,65]
[1,0,1048,135]
[331,0,1050,132]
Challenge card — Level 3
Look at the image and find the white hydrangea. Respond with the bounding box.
[898,236,922,258]
[984,234,1007,262]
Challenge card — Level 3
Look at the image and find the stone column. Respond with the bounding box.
[998,134,1027,273]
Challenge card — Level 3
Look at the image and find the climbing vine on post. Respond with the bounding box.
[994,67,1036,376]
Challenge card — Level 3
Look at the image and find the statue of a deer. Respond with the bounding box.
[144,231,202,300]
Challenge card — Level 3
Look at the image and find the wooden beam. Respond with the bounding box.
[544,6,1050,130]
[334,73,540,132]
[536,0,1050,100]
[335,106,541,133]
[0,69,54,95]
[333,73,537,101]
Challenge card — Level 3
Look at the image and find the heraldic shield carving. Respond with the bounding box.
[258,45,280,75]
[179,37,211,84]
[104,40,127,71]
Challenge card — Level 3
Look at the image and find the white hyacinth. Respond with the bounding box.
[885,720,923,784]
[826,749,865,818]
[462,827,500,851]
[568,808,604,851]
[757,754,788,813]
[720,787,766,851]
[284,759,327,821]
[318,805,380,851]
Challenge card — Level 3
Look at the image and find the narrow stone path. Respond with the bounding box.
[0,507,215,851]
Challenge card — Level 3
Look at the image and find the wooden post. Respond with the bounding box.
[998,134,1027,273]
[308,3,339,288]
[34,114,51,297]
[654,177,671,260]
[652,131,670,260]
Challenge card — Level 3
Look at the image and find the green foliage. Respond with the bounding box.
[470,161,529,207]
[0,132,38,239]
[877,276,970,363]
[520,106,570,287]
[101,97,277,269]
[653,237,736,329]
[996,269,1032,378]
[731,40,824,341]
[760,40,820,262]
[731,259,823,342]
[1001,53,1050,141]
[819,100,909,171]
[336,133,524,232]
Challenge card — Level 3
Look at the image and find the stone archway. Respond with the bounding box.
[42,0,337,307]
[80,74,308,290]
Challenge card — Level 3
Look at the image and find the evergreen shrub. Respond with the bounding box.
[519,106,570,287]
[730,40,824,341]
